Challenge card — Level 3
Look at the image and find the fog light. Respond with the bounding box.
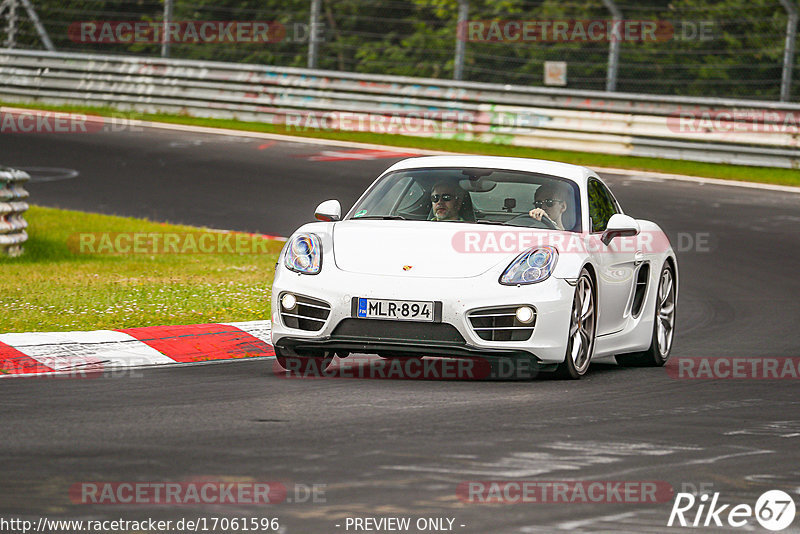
[281,293,297,311]
[515,306,534,324]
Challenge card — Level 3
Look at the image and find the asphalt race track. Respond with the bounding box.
[2,125,800,533]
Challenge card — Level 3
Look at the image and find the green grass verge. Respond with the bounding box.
[3,100,799,187]
[0,205,282,333]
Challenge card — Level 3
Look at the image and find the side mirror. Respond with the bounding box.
[315,199,341,222]
[601,214,640,246]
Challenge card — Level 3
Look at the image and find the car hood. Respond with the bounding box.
[332,220,514,278]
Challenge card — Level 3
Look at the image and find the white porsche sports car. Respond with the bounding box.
[271,156,677,379]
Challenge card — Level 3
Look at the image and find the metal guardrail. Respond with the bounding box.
[0,166,29,256]
[0,49,798,168]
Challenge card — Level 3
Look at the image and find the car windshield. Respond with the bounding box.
[347,167,582,232]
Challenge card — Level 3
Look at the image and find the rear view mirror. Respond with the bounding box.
[459,178,496,192]
[601,214,640,245]
[315,199,341,222]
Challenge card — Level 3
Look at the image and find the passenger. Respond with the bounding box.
[529,182,569,230]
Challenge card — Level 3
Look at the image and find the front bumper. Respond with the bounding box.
[275,334,536,360]
[271,265,575,364]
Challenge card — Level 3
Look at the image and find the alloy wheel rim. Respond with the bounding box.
[569,275,595,373]
[656,269,675,357]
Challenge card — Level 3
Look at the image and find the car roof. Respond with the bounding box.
[382,156,597,187]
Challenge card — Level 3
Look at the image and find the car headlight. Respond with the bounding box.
[284,233,322,274]
[500,246,558,285]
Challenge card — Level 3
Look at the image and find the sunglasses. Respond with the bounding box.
[534,199,563,208]
[431,193,456,203]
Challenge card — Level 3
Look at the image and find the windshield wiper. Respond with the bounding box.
[351,215,408,220]
[475,220,507,225]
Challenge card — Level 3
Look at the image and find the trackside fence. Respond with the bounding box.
[1,49,799,168]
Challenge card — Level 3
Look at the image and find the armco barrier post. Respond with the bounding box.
[779,0,798,102]
[0,166,29,256]
[161,0,172,58]
[308,0,321,69]
[453,0,468,81]
[602,0,622,92]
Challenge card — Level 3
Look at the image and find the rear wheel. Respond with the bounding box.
[555,269,596,379]
[616,263,676,367]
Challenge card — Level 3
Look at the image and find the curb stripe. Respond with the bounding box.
[0,321,274,378]
[0,340,55,374]
[0,330,175,370]
[222,321,273,344]
[116,323,274,363]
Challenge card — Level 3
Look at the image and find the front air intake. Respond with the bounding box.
[467,306,535,342]
[280,294,331,331]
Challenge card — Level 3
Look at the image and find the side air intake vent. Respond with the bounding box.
[631,264,650,318]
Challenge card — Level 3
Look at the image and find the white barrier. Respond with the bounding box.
[1,49,798,168]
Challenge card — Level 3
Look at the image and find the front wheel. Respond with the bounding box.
[616,263,676,367]
[555,269,596,379]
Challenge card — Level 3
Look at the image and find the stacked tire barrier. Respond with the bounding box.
[0,167,30,257]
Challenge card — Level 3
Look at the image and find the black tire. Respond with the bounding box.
[555,269,597,379]
[616,263,676,367]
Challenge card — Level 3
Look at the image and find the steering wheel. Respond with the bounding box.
[505,213,558,229]
[538,214,557,229]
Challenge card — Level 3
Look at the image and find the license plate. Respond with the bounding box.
[356,298,434,322]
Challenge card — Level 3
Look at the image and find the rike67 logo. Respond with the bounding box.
[668,490,796,531]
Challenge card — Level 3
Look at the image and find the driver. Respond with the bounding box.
[430,181,466,221]
[529,182,568,230]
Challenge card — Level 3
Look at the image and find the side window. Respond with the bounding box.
[365,176,414,215]
[588,179,618,232]
[395,180,426,215]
